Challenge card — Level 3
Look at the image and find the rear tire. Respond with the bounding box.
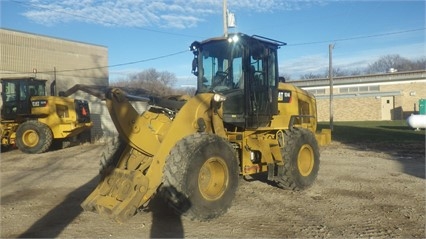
[161,133,239,221]
[16,121,53,154]
[276,128,320,190]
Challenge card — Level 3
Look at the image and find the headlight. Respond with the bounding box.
[213,93,226,102]
[228,35,239,43]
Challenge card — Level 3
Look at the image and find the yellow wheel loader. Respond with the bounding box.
[0,77,93,154]
[81,33,331,222]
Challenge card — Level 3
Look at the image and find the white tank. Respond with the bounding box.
[407,114,426,129]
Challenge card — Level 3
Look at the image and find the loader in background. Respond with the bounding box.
[0,77,93,154]
[81,33,331,222]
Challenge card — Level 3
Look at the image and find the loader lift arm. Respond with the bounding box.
[62,84,186,109]
[60,84,109,100]
[61,84,188,154]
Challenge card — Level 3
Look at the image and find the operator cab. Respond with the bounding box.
[1,77,47,120]
[190,33,286,129]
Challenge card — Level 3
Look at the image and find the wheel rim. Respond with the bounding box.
[297,144,314,177]
[198,157,229,201]
[22,129,39,147]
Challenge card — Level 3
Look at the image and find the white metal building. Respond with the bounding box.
[0,28,119,140]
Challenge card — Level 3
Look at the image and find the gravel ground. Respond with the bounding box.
[1,139,425,238]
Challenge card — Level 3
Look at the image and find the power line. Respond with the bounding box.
[105,50,189,69]
[287,28,426,46]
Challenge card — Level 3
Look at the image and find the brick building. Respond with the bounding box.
[290,70,426,122]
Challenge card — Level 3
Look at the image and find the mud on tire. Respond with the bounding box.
[160,133,239,221]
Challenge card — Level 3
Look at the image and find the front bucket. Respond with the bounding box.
[81,168,149,222]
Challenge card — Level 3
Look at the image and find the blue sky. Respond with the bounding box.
[1,0,425,87]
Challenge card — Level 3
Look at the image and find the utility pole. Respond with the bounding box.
[223,0,227,37]
[329,44,335,131]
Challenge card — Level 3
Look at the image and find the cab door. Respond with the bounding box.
[245,48,276,128]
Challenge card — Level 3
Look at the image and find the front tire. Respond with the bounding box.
[161,133,239,221]
[16,121,53,154]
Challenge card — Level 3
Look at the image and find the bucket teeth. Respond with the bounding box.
[81,168,149,223]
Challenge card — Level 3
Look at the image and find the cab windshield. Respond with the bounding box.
[197,40,243,93]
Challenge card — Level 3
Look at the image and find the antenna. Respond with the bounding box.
[223,0,227,37]
[227,10,236,28]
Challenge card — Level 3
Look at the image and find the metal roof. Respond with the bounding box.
[289,70,426,88]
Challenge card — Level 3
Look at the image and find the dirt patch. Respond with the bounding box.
[1,141,425,238]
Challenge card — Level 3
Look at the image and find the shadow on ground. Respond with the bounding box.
[15,175,188,238]
[17,177,98,238]
[147,196,185,238]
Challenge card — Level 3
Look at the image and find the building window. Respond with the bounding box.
[340,87,349,93]
[307,89,326,95]
[349,87,358,92]
[339,85,380,94]
[369,85,379,91]
[359,86,369,92]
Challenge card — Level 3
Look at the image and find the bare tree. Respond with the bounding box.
[413,57,426,70]
[300,72,324,80]
[174,87,196,96]
[325,67,348,78]
[348,68,363,76]
[366,54,413,74]
[112,68,177,96]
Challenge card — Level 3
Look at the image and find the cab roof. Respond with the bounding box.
[197,33,286,49]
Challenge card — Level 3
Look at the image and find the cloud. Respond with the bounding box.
[281,54,328,78]
[21,0,322,28]
[280,42,425,80]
